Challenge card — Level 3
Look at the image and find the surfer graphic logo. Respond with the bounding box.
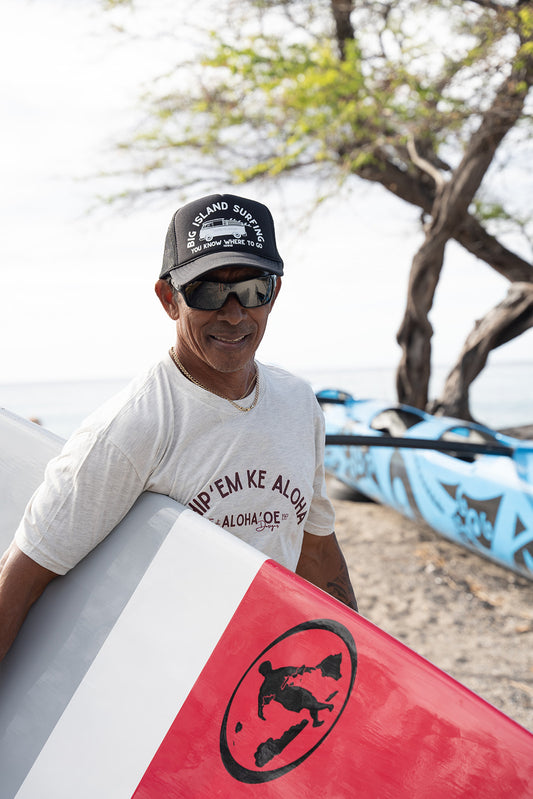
[220,619,357,783]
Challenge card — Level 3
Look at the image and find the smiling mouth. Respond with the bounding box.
[211,333,249,344]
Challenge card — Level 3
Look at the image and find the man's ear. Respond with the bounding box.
[155,279,180,320]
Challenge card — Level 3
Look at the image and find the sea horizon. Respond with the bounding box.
[0,359,531,440]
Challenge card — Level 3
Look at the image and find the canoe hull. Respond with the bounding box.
[320,394,533,580]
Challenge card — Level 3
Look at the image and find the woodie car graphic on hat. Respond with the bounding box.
[198,218,247,241]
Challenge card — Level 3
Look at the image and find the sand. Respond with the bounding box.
[330,473,533,732]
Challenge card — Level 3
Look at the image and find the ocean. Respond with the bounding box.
[0,361,531,440]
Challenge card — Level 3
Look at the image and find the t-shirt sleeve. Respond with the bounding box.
[302,401,335,537]
[15,430,146,574]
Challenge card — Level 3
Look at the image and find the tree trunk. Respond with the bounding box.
[396,45,531,409]
[395,234,446,409]
[430,283,533,421]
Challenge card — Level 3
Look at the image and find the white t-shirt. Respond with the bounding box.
[15,356,334,575]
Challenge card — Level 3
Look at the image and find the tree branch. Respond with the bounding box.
[406,135,446,193]
[431,282,533,420]
[330,0,355,59]
[357,157,533,283]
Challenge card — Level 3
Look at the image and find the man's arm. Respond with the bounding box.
[296,531,358,612]
[0,542,57,661]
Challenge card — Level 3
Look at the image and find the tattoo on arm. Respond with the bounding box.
[327,576,358,612]
[326,555,358,612]
[297,531,358,613]
[325,537,358,612]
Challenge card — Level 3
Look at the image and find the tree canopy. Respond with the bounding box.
[104,0,533,418]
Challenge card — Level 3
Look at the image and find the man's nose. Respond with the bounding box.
[216,294,247,323]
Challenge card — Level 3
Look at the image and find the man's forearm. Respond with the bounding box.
[323,550,358,612]
[296,531,358,612]
[0,542,57,661]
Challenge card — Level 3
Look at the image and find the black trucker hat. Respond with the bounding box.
[159,193,284,283]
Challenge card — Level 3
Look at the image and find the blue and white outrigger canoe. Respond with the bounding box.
[318,390,533,581]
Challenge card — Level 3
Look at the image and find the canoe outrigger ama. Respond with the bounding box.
[317,389,533,581]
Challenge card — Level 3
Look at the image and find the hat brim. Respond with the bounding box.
[161,251,283,283]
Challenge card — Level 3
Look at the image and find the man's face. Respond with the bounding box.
[162,267,281,376]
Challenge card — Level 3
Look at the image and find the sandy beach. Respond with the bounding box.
[331,464,533,732]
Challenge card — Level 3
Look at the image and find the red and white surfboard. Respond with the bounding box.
[1,409,532,798]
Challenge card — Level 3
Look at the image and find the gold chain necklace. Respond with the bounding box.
[169,347,260,412]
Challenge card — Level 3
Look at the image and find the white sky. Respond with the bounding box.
[1,0,531,385]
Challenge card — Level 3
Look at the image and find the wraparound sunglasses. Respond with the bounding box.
[170,274,277,311]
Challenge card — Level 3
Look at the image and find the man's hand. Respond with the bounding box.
[296,531,358,612]
[0,542,57,661]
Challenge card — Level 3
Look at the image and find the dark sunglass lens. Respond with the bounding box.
[239,277,274,308]
[183,281,224,310]
[182,276,275,310]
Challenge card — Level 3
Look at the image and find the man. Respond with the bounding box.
[0,193,357,661]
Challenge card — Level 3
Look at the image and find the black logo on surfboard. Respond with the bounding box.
[220,619,357,783]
